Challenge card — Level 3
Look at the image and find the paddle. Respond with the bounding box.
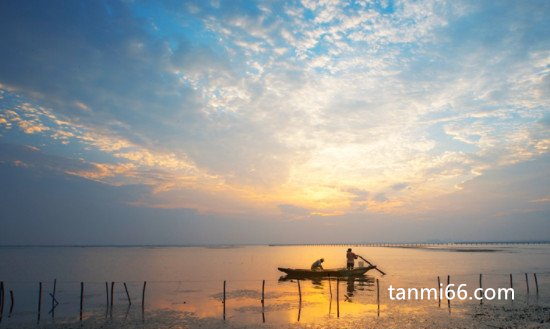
[358,255,386,275]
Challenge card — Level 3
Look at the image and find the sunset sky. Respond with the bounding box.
[1,0,549,245]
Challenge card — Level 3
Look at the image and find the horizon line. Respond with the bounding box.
[1,240,549,248]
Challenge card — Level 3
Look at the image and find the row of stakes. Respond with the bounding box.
[0,277,371,323]
[0,280,146,323]
[0,273,542,323]
[439,273,539,312]
[226,277,378,322]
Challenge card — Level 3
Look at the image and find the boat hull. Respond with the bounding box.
[278,265,375,278]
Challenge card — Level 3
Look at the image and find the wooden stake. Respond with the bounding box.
[0,281,4,320]
[123,283,131,305]
[297,280,302,322]
[447,275,451,311]
[336,278,340,318]
[37,282,42,322]
[105,282,109,307]
[9,290,14,316]
[376,278,380,317]
[261,280,265,304]
[51,278,57,317]
[223,280,226,320]
[79,282,84,321]
[141,281,146,311]
[437,276,441,307]
[297,300,301,322]
[52,279,57,307]
[261,280,265,323]
[110,282,114,311]
[479,274,483,304]
[534,273,539,295]
[525,273,529,294]
[510,274,513,289]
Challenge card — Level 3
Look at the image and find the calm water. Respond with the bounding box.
[0,244,549,328]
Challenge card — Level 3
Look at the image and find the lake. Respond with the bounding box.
[0,244,549,328]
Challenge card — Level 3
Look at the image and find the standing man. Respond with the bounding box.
[346,248,358,270]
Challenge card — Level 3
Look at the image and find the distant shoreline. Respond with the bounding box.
[0,241,549,248]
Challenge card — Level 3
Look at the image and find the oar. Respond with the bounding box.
[358,255,386,275]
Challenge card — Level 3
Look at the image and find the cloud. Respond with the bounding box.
[0,143,95,176]
[346,187,370,202]
[278,204,311,220]
[1,143,548,245]
[391,183,409,191]
[0,0,549,223]
[373,193,388,203]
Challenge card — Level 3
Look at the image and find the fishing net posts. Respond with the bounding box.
[525,273,540,295]
[37,281,42,323]
[10,273,544,324]
[261,280,265,323]
[0,284,13,319]
[50,278,57,318]
[297,279,302,304]
[433,272,542,307]
[0,281,4,322]
[513,273,539,297]
[79,282,84,322]
[110,281,114,317]
[0,283,13,321]
[141,281,147,322]
[103,282,133,318]
[437,276,441,307]
[223,280,226,321]
[376,278,380,317]
[447,275,451,313]
[123,282,132,305]
[261,280,265,304]
[297,279,302,322]
[9,290,14,317]
[479,274,483,305]
[105,282,109,318]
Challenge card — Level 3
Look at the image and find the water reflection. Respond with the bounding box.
[0,245,549,328]
[271,274,378,322]
[311,278,323,288]
[346,277,355,300]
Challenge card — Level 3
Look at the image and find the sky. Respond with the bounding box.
[0,0,549,245]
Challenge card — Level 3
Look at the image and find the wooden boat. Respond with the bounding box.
[278,265,375,278]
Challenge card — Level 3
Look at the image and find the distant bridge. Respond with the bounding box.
[268,241,550,247]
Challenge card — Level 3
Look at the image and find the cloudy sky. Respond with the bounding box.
[1,0,549,245]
